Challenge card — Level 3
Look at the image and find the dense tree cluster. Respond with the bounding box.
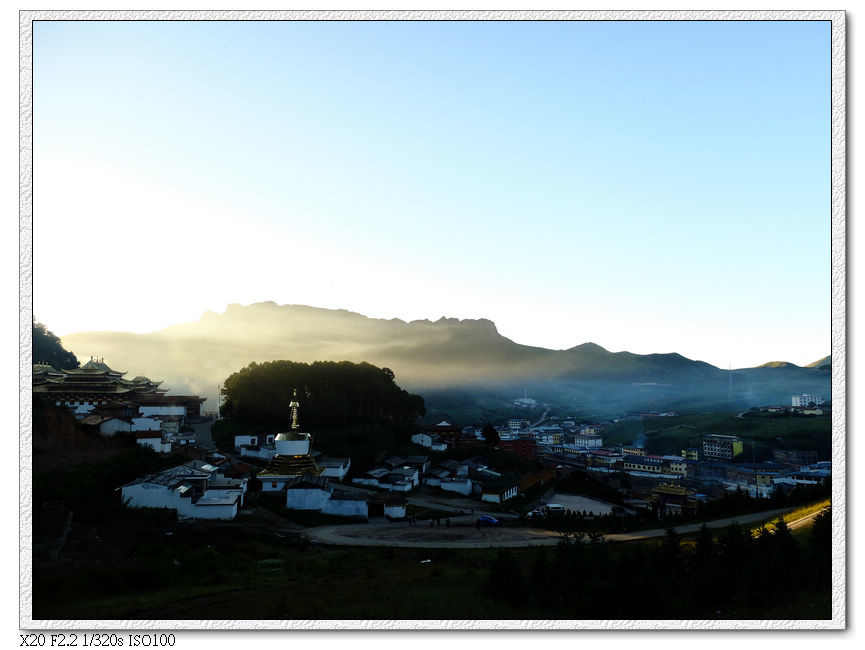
[486,510,832,619]
[220,360,425,429]
[33,319,79,369]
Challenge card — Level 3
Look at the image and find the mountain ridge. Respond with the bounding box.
[60,302,831,417]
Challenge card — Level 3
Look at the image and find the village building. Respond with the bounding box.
[315,456,352,481]
[681,447,701,461]
[649,483,698,518]
[702,434,744,461]
[410,431,448,451]
[583,449,624,469]
[280,474,365,517]
[623,454,667,474]
[570,433,603,449]
[498,437,537,459]
[422,420,462,448]
[773,449,820,469]
[119,462,247,521]
[352,465,417,492]
[792,393,825,407]
[439,476,473,496]
[480,474,521,503]
[727,462,788,494]
[772,463,831,490]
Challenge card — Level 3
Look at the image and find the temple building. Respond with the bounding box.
[257,390,325,492]
[33,357,206,439]
[33,357,167,414]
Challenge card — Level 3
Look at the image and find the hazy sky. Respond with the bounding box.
[32,19,831,369]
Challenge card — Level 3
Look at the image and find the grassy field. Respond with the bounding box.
[603,412,831,460]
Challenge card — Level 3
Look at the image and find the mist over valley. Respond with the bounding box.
[59,302,831,421]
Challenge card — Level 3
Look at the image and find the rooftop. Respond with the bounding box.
[121,465,210,489]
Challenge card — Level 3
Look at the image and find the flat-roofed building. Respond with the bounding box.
[703,434,744,461]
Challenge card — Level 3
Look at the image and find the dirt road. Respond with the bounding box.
[303,506,822,548]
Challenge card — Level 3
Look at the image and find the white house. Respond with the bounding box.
[234,433,275,448]
[383,499,407,520]
[119,464,244,520]
[284,474,370,518]
[317,456,351,481]
[388,466,420,488]
[238,445,278,462]
[324,491,369,517]
[284,474,333,511]
[411,432,448,451]
[570,435,603,449]
[440,477,473,496]
[481,478,520,503]
[351,467,414,492]
[234,434,279,461]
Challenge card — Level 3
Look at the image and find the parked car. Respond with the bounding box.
[477,515,501,526]
[526,510,544,519]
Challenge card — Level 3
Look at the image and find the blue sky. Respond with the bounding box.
[32,19,831,369]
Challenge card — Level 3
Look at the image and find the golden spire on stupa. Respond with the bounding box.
[289,388,300,432]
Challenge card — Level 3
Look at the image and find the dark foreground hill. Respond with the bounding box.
[60,302,831,418]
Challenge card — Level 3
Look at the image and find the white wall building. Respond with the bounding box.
[440,477,473,496]
[138,404,186,418]
[481,480,519,503]
[284,474,370,518]
[568,435,604,449]
[792,394,825,407]
[234,434,276,448]
[120,464,245,520]
[411,432,448,451]
[318,457,351,481]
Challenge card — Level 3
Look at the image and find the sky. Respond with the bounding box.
[31,18,832,370]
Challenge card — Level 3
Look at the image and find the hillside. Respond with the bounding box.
[60,302,831,419]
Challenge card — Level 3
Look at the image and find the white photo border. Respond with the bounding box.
[19,8,847,631]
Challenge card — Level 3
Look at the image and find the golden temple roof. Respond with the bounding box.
[257,455,324,478]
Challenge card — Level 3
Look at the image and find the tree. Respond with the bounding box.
[694,523,715,569]
[220,359,425,427]
[662,526,682,571]
[32,319,79,369]
[810,507,831,553]
[482,422,500,446]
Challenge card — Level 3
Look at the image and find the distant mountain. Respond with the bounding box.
[60,302,831,418]
[757,361,799,369]
[806,355,832,369]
